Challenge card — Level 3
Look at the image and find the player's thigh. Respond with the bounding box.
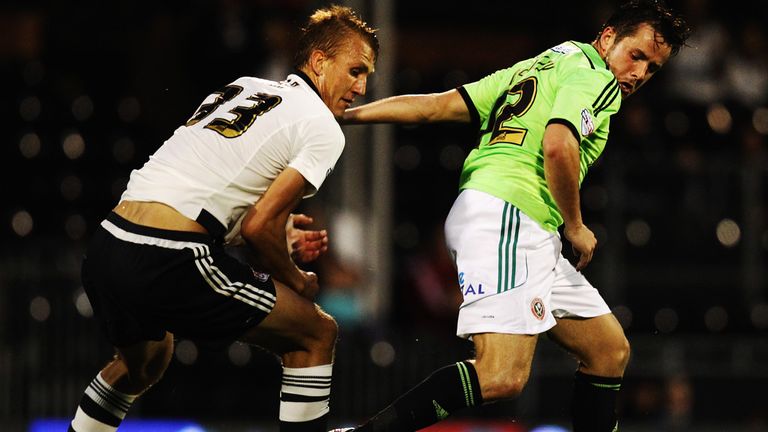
[548,314,629,375]
[472,332,539,398]
[239,280,335,353]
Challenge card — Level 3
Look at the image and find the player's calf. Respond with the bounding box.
[278,308,338,432]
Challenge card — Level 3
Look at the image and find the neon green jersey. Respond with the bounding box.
[458,41,621,232]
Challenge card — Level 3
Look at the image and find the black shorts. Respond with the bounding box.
[82,212,276,347]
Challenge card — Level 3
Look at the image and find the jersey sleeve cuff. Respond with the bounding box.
[547,118,580,143]
[457,86,481,130]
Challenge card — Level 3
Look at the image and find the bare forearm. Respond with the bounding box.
[544,145,583,228]
[343,94,436,124]
[543,125,596,269]
[246,228,304,291]
[343,90,470,124]
[542,122,585,227]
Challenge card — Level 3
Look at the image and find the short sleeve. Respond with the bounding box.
[288,115,345,197]
[548,67,620,141]
[460,67,516,124]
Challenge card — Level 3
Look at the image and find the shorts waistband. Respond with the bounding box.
[105,212,213,245]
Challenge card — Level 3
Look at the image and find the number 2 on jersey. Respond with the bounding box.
[487,77,537,146]
[186,85,282,138]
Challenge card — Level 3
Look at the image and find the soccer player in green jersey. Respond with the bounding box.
[334,1,690,431]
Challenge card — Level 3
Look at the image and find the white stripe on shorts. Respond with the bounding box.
[194,254,276,313]
[101,219,208,251]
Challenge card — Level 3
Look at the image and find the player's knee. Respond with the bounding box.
[589,334,630,374]
[303,306,338,353]
[480,370,530,401]
[145,349,173,385]
[314,307,339,347]
[612,335,631,370]
[126,343,173,391]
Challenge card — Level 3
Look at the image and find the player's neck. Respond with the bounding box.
[591,40,606,62]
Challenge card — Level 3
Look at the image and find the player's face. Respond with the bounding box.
[316,35,376,118]
[599,23,672,98]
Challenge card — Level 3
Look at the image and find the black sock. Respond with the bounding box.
[357,361,483,432]
[572,370,622,432]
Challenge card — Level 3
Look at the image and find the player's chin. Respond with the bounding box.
[334,106,350,120]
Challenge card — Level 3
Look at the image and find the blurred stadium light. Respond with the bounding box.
[28,419,206,432]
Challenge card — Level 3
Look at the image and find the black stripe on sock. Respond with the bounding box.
[282,374,332,380]
[280,392,330,403]
[282,377,331,384]
[281,382,331,390]
[90,380,131,413]
[80,394,122,427]
[282,378,332,385]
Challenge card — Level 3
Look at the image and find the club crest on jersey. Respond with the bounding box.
[252,270,270,282]
[580,108,595,136]
[458,272,485,296]
[530,297,546,320]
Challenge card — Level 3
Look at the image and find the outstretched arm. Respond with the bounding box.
[543,122,596,271]
[343,89,471,124]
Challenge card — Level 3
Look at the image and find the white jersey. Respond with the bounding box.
[121,73,344,241]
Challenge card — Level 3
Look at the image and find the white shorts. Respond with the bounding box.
[445,189,611,338]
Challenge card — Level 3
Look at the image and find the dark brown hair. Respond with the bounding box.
[600,0,691,56]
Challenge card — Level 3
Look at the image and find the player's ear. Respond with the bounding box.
[308,49,327,76]
[598,26,617,54]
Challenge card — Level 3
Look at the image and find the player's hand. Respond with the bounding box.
[300,270,320,301]
[564,223,596,271]
[286,214,329,264]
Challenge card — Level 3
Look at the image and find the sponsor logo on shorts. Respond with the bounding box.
[252,270,270,282]
[531,297,546,320]
[458,272,485,296]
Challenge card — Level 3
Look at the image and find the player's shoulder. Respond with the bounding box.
[551,41,615,81]
[550,42,603,69]
[235,74,336,120]
[229,75,305,96]
[548,41,583,57]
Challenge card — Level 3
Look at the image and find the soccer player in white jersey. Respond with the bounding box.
[68,6,377,432]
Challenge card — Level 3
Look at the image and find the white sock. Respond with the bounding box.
[279,363,333,424]
[69,372,137,432]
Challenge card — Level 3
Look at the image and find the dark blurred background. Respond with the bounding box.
[1,0,767,431]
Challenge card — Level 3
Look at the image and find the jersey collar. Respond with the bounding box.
[574,41,608,70]
[290,69,322,98]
